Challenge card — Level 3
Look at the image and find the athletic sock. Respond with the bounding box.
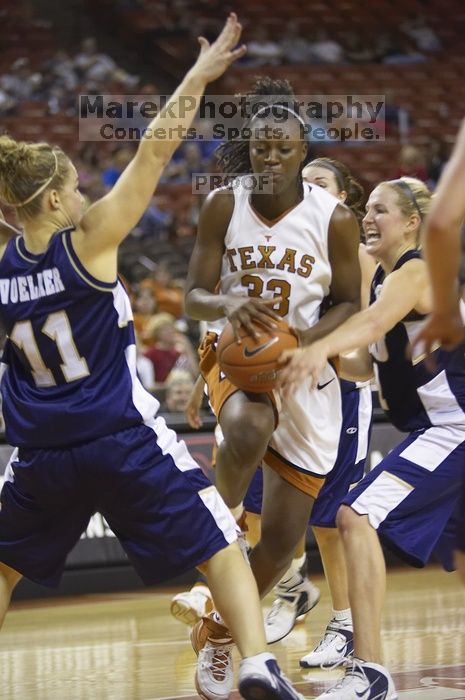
[331,608,353,628]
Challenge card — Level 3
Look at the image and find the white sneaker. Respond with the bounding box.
[314,659,398,699]
[191,613,234,700]
[300,621,353,668]
[239,652,305,700]
[265,574,320,644]
[170,585,213,627]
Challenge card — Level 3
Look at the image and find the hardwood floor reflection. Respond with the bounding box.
[1,566,464,699]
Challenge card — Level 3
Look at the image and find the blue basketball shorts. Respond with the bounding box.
[311,383,372,528]
[343,423,465,570]
[0,418,237,587]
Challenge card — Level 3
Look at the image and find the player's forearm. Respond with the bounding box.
[185,289,231,321]
[298,300,360,346]
[423,222,461,313]
[316,306,385,359]
[139,70,207,164]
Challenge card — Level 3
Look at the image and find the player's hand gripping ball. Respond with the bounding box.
[217,317,298,392]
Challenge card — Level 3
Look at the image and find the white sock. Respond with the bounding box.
[230,503,244,521]
[331,608,353,628]
[290,552,306,574]
[277,553,306,586]
[191,583,211,599]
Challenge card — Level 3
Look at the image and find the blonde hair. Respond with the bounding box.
[382,177,432,221]
[0,135,69,219]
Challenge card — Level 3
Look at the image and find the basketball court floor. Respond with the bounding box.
[1,565,464,699]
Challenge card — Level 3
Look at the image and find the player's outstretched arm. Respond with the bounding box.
[77,14,245,254]
[279,259,429,393]
[413,118,465,356]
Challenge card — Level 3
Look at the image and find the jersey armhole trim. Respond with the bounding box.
[62,231,117,292]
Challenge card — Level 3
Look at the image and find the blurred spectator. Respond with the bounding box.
[132,194,173,239]
[425,138,450,187]
[101,147,135,189]
[279,21,314,64]
[402,15,442,52]
[245,27,283,67]
[311,30,345,64]
[161,369,195,413]
[42,51,78,92]
[172,210,196,239]
[163,142,208,184]
[383,36,427,64]
[1,57,42,101]
[344,32,378,63]
[393,144,428,181]
[136,336,156,391]
[144,313,197,382]
[0,87,16,115]
[74,37,139,88]
[133,286,159,345]
[141,263,184,317]
[144,313,182,382]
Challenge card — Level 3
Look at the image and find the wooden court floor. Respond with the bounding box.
[1,566,464,699]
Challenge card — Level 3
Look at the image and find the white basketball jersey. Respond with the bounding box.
[209,180,338,334]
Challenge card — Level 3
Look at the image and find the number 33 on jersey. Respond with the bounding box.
[209,179,338,336]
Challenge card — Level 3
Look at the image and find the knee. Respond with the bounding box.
[223,405,274,459]
[336,504,364,538]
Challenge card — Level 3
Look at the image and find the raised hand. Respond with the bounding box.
[191,13,246,85]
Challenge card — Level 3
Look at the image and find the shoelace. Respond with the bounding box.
[313,622,351,653]
[199,643,234,682]
[315,625,353,671]
[266,598,285,624]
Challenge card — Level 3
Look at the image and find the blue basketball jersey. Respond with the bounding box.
[369,249,465,432]
[0,231,159,448]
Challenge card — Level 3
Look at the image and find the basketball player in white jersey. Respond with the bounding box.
[185,78,361,698]
[414,117,465,584]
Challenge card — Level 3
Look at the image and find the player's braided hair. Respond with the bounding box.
[216,77,303,174]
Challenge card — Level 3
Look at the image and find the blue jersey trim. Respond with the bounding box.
[62,230,117,291]
[16,235,42,263]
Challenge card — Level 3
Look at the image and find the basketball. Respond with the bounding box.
[217,317,298,393]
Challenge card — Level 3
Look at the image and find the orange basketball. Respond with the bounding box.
[217,317,298,393]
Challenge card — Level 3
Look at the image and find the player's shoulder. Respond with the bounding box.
[199,186,235,230]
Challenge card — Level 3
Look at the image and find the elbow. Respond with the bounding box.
[369,314,387,343]
[185,289,206,321]
[184,291,196,318]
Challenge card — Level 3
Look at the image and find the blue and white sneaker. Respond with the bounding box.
[239,653,305,700]
[300,621,353,668]
[314,659,398,699]
[265,574,320,644]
